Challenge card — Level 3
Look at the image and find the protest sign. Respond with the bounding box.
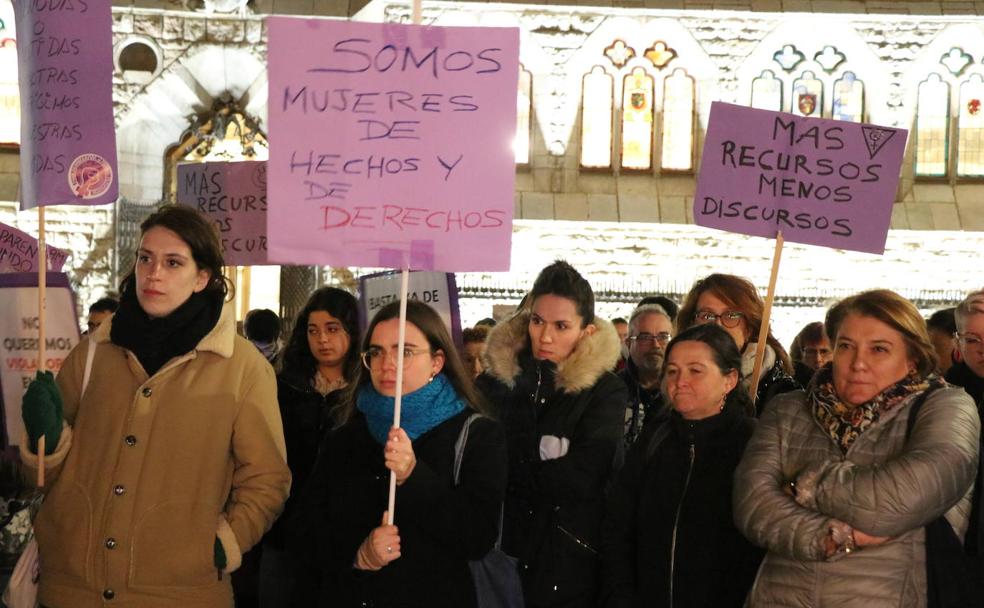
[0,221,67,273]
[0,273,78,447]
[266,19,519,272]
[176,161,269,266]
[15,0,118,210]
[359,270,462,343]
[694,102,907,255]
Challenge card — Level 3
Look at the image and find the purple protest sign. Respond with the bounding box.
[176,161,269,266]
[694,102,907,255]
[14,0,118,210]
[0,221,67,273]
[266,19,519,272]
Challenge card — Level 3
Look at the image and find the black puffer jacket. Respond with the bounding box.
[476,312,628,608]
[600,401,763,608]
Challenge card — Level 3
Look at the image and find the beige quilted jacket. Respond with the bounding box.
[734,387,980,608]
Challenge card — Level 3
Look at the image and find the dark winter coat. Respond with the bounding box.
[750,353,799,415]
[617,360,666,452]
[600,400,763,608]
[264,369,343,550]
[946,361,984,409]
[289,409,507,608]
[476,312,628,608]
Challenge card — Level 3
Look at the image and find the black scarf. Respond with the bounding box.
[110,280,224,376]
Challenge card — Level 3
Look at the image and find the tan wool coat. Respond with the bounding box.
[20,303,290,608]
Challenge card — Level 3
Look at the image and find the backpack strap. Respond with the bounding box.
[452,412,506,550]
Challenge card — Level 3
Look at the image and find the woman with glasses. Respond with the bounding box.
[477,261,627,607]
[734,290,979,608]
[255,287,361,607]
[290,300,507,608]
[677,274,798,414]
[601,324,763,608]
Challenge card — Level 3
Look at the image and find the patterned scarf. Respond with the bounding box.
[356,373,467,445]
[809,365,944,453]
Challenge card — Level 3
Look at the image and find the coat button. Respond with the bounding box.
[114,485,125,496]
[125,435,137,446]
[142,387,152,398]
[105,538,117,549]
[103,589,115,599]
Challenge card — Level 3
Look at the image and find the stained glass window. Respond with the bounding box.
[957,74,984,177]
[661,69,694,171]
[515,67,532,165]
[580,66,614,169]
[915,74,950,178]
[620,67,654,171]
[791,71,823,117]
[831,71,864,122]
[751,70,782,111]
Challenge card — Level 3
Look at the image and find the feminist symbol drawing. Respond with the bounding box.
[860,126,897,160]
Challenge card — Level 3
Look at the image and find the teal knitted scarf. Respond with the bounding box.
[356,373,467,444]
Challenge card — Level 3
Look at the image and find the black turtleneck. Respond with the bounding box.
[946,361,984,409]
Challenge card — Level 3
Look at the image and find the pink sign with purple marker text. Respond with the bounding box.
[694,102,907,255]
[266,19,519,272]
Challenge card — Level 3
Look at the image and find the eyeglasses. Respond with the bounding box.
[629,332,672,346]
[694,310,745,329]
[803,347,832,358]
[361,346,434,370]
[955,332,984,348]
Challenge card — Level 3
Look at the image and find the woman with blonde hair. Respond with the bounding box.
[677,273,798,412]
[734,289,980,608]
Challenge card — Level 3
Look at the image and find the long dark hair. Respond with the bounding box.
[282,287,360,384]
[662,323,754,416]
[331,300,489,428]
[120,205,231,300]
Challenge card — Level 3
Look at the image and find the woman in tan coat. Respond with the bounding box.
[19,206,290,607]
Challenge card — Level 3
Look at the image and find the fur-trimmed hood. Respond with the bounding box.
[482,310,622,394]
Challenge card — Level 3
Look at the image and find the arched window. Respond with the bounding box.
[580,66,614,169]
[832,71,864,122]
[515,67,532,165]
[661,68,694,171]
[957,73,984,177]
[620,67,654,170]
[915,74,950,178]
[751,70,782,111]
[792,70,823,117]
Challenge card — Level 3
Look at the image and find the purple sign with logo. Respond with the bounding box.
[176,161,269,266]
[15,0,118,210]
[694,102,907,255]
[266,19,519,272]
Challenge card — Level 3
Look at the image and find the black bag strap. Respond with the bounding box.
[453,413,505,549]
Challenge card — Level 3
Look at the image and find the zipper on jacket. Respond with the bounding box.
[668,437,696,608]
[557,523,598,555]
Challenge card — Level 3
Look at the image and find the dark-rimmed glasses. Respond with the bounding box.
[628,332,672,346]
[694,310,745,329]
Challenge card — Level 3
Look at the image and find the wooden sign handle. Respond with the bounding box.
[748,232,784,403]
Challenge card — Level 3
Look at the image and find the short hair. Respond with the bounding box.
[825,289,937,378]
[88,296,119,314]
[628,304,671,333]
[612,317,627,326]
[790,322,825,361]
[955,290,984,332]
[662,323,753,417]
[529,260,595,326]
[677,273,792,373]
[638,295,679,322]
[475,317,497,328]
[244,309,281,343]
[926,308,956,335]
[462,325,489,345]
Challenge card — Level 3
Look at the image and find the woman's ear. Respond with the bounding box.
[582,323,597,337]
[193,269,211,293]
[432,349,446,375]
[724,369,739,394]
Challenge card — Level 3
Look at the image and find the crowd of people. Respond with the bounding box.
[14,205,984,607]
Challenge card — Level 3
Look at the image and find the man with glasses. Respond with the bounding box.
[947,289,984,409]
[617,304,673,451]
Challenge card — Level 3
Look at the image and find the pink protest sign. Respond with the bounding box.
[0,222,67,273]
[176,161,269,266]
[267,19,519,272]
[14,0,118,210]
[694,102,907,255]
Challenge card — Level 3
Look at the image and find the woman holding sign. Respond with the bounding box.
[734,290,980,608]
[677,273,798,412]
[477,261,628,607]
[290,300,507,608]
[18,205,290,607]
